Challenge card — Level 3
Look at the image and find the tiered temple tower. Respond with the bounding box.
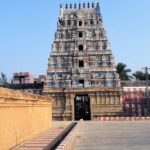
[44,3,123,120]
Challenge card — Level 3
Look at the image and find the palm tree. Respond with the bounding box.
[116,63,132,81]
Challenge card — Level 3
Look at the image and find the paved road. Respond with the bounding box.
[74,121,150,150]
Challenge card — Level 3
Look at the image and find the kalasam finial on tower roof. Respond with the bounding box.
[79,3,81,9]
[70,3,72,9]
[92,3,95,8]
[96,2,101,16]
[83,3,85,8]
[87,2,90,8]
[74,3,77,9]
[65,4,68,9]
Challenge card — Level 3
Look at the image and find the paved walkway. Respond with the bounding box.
[74,121,150,150]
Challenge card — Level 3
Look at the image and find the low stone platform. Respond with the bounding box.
[74,121,150,150]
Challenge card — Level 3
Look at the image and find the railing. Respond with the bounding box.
[121,81,150,87]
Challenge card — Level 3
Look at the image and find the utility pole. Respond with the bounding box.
[143,67,150,115]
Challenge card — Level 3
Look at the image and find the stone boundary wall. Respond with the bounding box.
[56,120,83,150]
[122,87,146,116]
[0,88,52,150]
[97,117,150,121]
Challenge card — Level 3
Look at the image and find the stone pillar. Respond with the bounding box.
[89,94,95,120]
[71,94,75,120]
[110,93,115,104]
[119,92,122,104]
[63,93,72,120]
[97,92,100,104]
[105,93,110,105]
[93,93,97,104]
[114,93,120,105]
[101,93,106,104]
[99,93,103,104]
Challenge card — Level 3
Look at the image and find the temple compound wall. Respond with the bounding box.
[0,88,52,150]
[123,87,148,116]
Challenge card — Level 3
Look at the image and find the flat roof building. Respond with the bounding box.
[12,72,35,85]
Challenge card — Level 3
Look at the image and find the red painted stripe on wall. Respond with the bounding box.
[133,88,138,116]
[122,93,126,113]
[128,88,132,116]
[139,88,144,116]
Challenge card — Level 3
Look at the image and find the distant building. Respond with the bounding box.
[12,72,34,84]
[34,75,46,84]
[11,72,45,95]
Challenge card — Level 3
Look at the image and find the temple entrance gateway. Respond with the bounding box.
[44,3,123,121]
[74,95,91,120]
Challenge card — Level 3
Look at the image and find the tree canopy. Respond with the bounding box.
[0,72,9,86]
[116,63,132,81]
[132,71,150,80]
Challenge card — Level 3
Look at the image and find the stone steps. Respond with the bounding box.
[15,128,64,150]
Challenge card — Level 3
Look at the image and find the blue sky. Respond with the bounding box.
[0,0,150,80]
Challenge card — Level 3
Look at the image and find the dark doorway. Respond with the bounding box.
[79,32,83,37]
[79,21,82,26]
[74,95,91,120]
[79,45,83,51]
[79,60,84,67]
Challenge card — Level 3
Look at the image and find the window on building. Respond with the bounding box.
[79,21,82,26]
[58,74,62,78]
[79,60,84,67]
[79,45,84,51]
[79,80,84,87]
[79,32,83,37]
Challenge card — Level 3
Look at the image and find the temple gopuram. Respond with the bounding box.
[44,3,123,120]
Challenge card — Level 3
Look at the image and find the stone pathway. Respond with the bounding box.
[74,121,150,150]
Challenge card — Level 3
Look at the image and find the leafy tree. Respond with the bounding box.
[116,63,132,81]
[132,71,150,80]
[0,72,9,86]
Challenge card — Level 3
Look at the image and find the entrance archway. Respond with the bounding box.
[74,94,91,120]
